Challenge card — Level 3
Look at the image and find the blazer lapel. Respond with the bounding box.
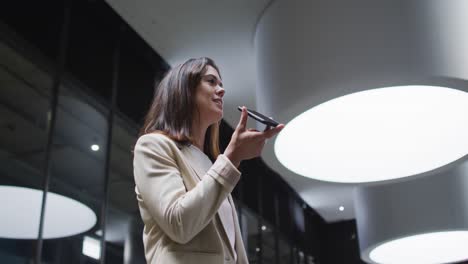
[178,145,206,185]
[180,146,237,258]
[216,195,237,258]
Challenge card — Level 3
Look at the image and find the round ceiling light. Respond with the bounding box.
[0,185,97,239]
[368,231,468,264]
[275,86,468,183]
[355,161,468,264]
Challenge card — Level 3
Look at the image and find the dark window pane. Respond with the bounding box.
[240,158,260,212]
[241,207,260,263]
[65,0,121,101]
[0,1,64,60]
[262,173,275,223]
[117,28,169,124]
[106,115,146,263]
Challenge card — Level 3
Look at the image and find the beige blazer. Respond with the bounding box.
[133,133,249,264]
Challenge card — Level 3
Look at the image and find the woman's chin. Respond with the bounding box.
[216,113,223,122]
[214,108,223,120]
[207,112,223,124]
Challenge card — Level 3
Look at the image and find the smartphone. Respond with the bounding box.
[237,106,279,127]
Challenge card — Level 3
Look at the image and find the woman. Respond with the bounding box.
[133,57,284,264]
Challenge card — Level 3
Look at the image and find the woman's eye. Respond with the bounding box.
[208,79,216,85]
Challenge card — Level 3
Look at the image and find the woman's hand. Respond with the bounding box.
[224,106,284,167]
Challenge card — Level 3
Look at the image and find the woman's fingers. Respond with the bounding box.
[243,124,284,142]
[264,124,285,139]
[225,123,284,163]
[236,106,248,132]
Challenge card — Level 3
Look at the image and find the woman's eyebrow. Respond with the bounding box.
[203,74,223,87]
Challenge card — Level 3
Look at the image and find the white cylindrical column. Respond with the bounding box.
[254,0,468,221]
[354,160,468,263]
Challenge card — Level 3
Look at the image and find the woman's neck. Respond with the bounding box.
[191,121,208,151]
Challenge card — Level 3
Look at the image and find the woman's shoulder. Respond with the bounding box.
[135,132,184,153]
[138,131,171,141]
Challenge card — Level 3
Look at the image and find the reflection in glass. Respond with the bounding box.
[278,237,291,264]
[0,38,52,262]
[41,80,109,263]
[261,221,275,263]
[241,207,259,263]
[104,115,145,263]
[0,186,96,239]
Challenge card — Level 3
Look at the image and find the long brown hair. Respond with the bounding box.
[139,57,221,159]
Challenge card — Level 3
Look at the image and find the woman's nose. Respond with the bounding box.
[216,87,225,97]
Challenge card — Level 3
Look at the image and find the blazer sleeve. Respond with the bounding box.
[133,134,241,244]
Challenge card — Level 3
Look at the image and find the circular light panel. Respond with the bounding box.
[275,86,468,183]
[0,185,97,239]
[368,231,468,264]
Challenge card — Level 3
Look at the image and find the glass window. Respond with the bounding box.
[0,0,64,60]
[0,36,53,262]
[40,74,110,263]
[241,207,260,263]
[261,173,275,225]
[278,236,291,264]
[65,0,121,102]
[240,160,259,212]
[260,221,276,263]
[104,114,145,263]
[278,191,292,241]
[117,28,169,124]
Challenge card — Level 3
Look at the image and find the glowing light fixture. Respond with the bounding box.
[0,185,96,239]
[369,231,468,264]
[339,206,344,212]
[354,161,468,264]
[91,144,100,151]
[275,86,468,183]
[83,236,101,260]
